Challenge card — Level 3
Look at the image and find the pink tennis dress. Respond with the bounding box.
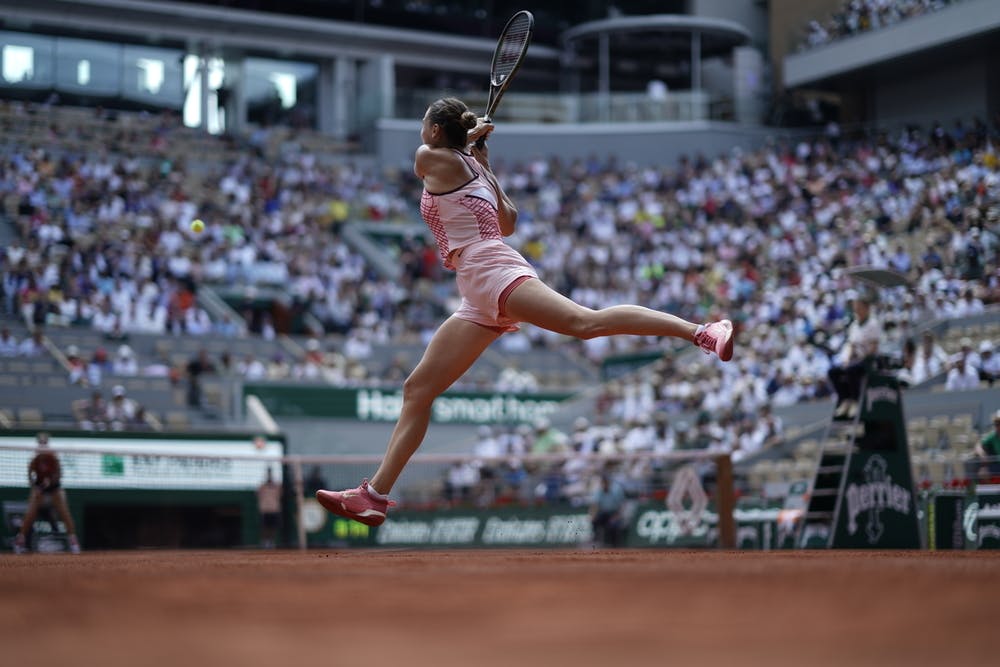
[420,150,537,332]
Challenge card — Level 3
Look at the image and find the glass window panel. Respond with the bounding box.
[0,31,54,88]
[122,44,183,107]
[245,57,317,128]
[55,37,120,95]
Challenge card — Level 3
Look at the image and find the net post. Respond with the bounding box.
[292,456,306,551]
[715,453,736,549]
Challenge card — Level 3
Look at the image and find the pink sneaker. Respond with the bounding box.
[316,479,396,527]
[68,535,81,554]
[12,533,26,554]
[694,319,735,362]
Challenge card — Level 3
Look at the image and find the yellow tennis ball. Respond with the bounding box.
[190,219,205,233]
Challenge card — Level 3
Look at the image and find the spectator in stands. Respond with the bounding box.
[495,361,539,393]
[267,353,292,380]
[75,390,109,431]
[589,471,627,548]
[827,292,881,418]
[107,385,139,431]
[65,345,87,386]
[88,347,108,387]
[238,354,267,381]
[950,337,980,369]
[12,432,81,555]
[972,410,1000,480]
[0,327,18,356]
[443,460,479,506]
[945,354,981,391]
[91,299,116,334]
[257,468,282,549]
[472,425,502,505]
[186,348,216,408]
[530,417,568,456]
[912,331,949,384]
[17,329,45,357]
[977,341,998,386]
[112,345,139,377]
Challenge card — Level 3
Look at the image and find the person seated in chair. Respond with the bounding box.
[827,291,881,419]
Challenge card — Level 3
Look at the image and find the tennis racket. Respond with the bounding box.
[476,10,534,149]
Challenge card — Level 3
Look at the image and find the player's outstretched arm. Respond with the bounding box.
[470,142,517,235]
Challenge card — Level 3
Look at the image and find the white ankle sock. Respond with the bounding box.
[695,324,707,336]
[366,483,386,499]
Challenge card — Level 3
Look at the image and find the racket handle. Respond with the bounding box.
[474,116,492,150]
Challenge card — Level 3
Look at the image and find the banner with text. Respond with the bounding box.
[246,384,574,424]
[304,503,793,549]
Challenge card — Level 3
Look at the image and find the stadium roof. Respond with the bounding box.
[0,0,560,73]
[562,14,752,53]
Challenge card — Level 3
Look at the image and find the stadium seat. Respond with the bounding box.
[17,408,44,428]
[794,439,819,462]
[164,411,191,431]
[925,455,947,488]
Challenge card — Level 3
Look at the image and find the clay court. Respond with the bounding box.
[1,549,997,666]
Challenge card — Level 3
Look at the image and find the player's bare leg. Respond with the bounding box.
[504,278,696,339]
[316,316,499,525]
[371,316,500,493]
[503,279,734,360]
[51,490,81,552]
[12,489,42,553]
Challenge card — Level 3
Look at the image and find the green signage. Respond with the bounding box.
[965,484,1000,549]
[304,503,793,550]
[245,383,574,424]
[831,374,922,548]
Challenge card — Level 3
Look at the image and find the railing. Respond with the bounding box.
[396,89,731,124]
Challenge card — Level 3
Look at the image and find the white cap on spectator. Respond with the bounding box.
[66,345,79,357]
[112,384,125,397]
[118,344,132,357]
[981,340,994,354]
[306,339,320,352]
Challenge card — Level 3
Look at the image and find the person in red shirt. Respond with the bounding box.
[12,433,81,554]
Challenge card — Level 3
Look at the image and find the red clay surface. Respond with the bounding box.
[1,549,997,667]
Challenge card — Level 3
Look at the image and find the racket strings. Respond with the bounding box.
[492,20,532,82]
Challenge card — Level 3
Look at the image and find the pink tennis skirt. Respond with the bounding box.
[451,240,538,333]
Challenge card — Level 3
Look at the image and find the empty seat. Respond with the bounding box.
[794,439,819,462]
[163,411,191,431]
[5,361,29,374]
[17,408,44,428]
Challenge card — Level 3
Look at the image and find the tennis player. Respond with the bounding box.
[316,97,734,526]
[12,432,81,554]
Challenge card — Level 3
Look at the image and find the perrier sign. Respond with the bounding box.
[831,372,921,548]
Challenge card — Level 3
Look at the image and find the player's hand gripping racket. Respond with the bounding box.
[475,10,534,149]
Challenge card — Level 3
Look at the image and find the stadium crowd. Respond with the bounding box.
[2,100,999,445]
[799,0,961,51]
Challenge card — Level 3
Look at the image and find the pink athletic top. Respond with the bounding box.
[419,150,502,270]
